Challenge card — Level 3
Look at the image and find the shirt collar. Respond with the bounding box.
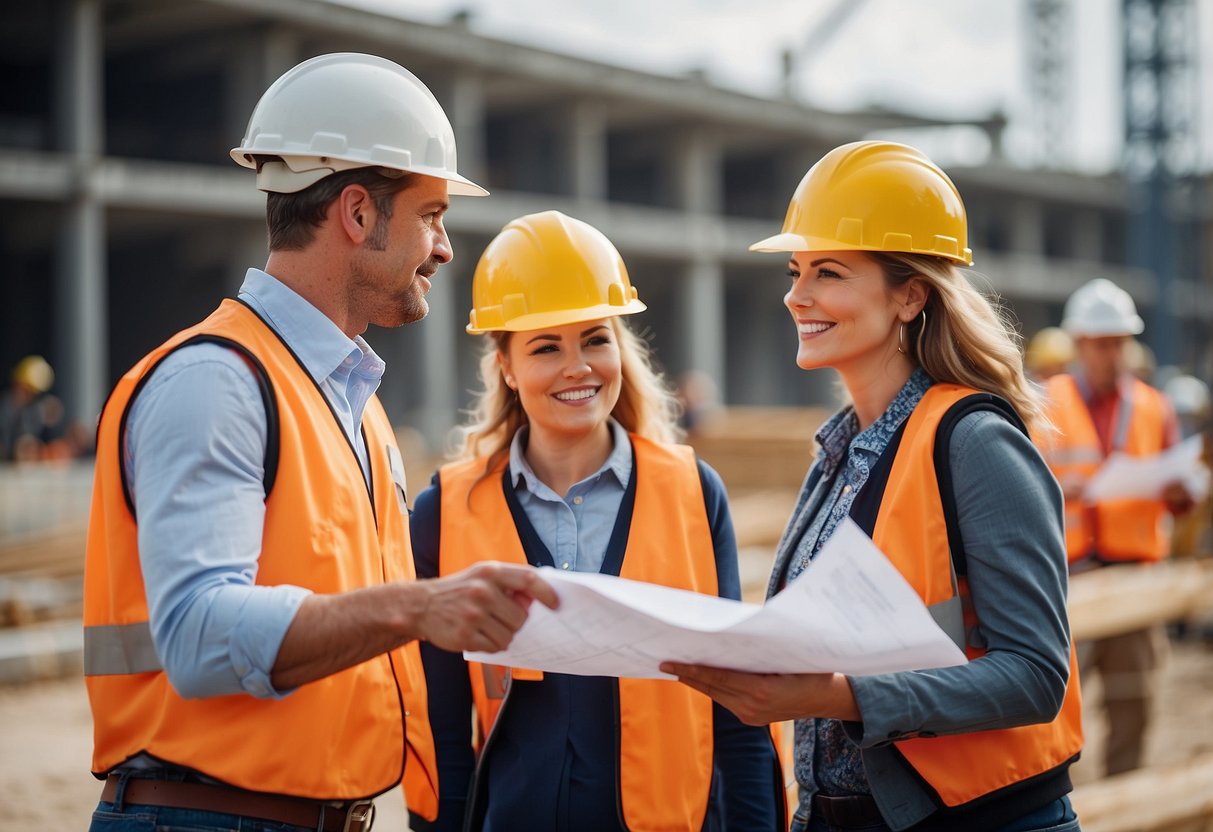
[237,268,383,385]
[813,367,935,465]
[509,419,633,495]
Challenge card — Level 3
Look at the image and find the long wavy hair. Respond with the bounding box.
[868,252,1047,430]
[452,315,683,480]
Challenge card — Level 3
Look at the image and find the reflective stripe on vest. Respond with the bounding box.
[438,436,717,832]
[83,299,439,817]
[874,384,1084,809]
[83,621,159,675]
[1040,373,1170,563]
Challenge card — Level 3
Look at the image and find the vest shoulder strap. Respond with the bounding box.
[117,333,280,518]
[932,393,1028,578]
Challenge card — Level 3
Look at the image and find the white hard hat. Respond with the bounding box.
[1061,278,1145,337]
[231,53,487,196]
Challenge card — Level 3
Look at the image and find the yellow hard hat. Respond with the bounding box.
[750,140,973,265]
[467,211,646,333]
[11,355,54,393]
[1024,327,1075,372]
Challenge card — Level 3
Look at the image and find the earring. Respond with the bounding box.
[897,323,907,355]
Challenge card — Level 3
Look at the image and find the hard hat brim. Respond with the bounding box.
[749,232,810,253]
[1062,318,1145,338]
[749,231,973,265]
[466,299,647,334]
[231,149,489,196]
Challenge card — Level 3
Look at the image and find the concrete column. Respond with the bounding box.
[1071,209,1104,262]
[1009,199,1045,256]
[418,264,460,449]
[671,128,722,215]
[681,259,726,399]
[448,72,487,186]
[53,0,106,425]
[566,100,607,204]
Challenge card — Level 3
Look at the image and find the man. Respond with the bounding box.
[84,53,556,831]
[1037,277,1192,776]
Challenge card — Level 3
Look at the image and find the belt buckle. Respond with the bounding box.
[342,800,375,832]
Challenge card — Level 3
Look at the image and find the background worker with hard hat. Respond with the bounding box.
[1024,326,1076,382]
[662,141,1082,832]
[0,354,65,462]
[1037,277,1194,777]
[83,53,556,831]
[410,211,785,831]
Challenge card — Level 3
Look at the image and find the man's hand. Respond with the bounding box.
[270,564,557,691]
[414,562,559,654]
[658,662,859,726]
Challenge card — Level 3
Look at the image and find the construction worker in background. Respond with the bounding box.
[1024,326,1075,382]
[0,354,65,462]
[1037,277,1194,777]
[664,141,1081,832]
[410,211,785,831]
[83,53,556,832]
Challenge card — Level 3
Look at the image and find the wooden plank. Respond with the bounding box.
[1071,751,1213,832]
[1068,561,1213,641]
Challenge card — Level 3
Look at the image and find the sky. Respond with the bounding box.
[337,0,1212,175]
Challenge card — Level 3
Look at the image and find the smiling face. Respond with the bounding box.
[784,250,920,377]
[499,318,623,444]
[349,174,453,329]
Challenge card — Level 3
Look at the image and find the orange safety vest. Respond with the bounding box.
[83,299,439,817]
[438,437,720,832]
[873,384,1084,809]
[1039,373,1170,563]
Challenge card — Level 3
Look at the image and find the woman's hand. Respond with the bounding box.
[659,662,860,725]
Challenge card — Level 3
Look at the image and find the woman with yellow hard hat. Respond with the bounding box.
[662,142,1082,832]
[410,211,784,831]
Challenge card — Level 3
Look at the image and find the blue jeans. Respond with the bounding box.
[796,795,1081,832]
[89,773,319,832]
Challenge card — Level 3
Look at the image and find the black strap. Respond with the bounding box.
[501,465,556,568]
[848,420,909,537]
[931,394,1028,578]
[117,334,280,519]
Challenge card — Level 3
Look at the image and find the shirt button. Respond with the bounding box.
[572,496,583,505]
[562,563,570,570]
[801,558,808,568]
[842,484,852,494]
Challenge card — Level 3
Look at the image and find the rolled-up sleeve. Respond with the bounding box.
[126,344,310,700]
[847,411,1071,745]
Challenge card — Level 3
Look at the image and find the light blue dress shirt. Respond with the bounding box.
[507,419,632,575]
[123,268,385,700]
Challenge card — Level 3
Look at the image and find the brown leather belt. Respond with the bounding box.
[813,792,885,829]
[100,776,375,831]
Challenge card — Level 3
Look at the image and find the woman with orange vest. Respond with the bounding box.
[662,142,1083,832]
[409,211,785,831]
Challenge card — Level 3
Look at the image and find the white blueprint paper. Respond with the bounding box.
[1084,435,1209,502]
[465,518,968,679]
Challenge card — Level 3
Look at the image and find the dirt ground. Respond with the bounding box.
[2,639,1212,831]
